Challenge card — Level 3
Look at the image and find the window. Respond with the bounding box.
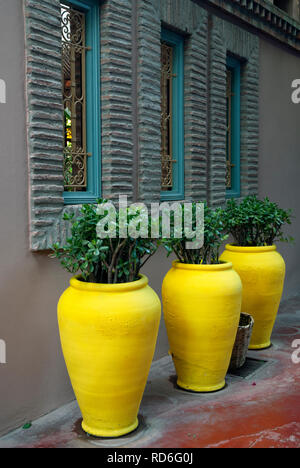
[61,0,101,204]
[161,29,184,201]
[226,56,241,198]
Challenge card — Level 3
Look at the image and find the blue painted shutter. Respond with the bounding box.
[161,29,185,201]
[226,55,241,199]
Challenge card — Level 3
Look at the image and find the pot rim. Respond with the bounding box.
[225,244,277,253]
[70,274,149,293]
[172,260,233,271]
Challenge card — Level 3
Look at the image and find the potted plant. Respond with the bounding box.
[52,202,161,438]
[221,196,293,350]
[162,204,242,392]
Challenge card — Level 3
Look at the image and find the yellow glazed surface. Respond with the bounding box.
[162,261,242,392]
[220,245,286,349]
[58,275,161,438]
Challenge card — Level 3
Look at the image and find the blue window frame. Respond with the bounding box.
[226,55,241,199]
[62,0,101,204]
[161,29,184,201]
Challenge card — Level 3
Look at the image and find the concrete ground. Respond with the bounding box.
[1,297,300,449]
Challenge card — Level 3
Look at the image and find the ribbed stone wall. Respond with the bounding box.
[136,0,161,202]
[100,0,135,202]
[24,0,64,250]
[24,0,260,250]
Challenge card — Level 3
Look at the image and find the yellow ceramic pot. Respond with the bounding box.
[58,275,161,438]
[220,245,286,350]
[162,261,242,392]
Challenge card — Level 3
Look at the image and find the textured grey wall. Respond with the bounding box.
[258,37,300,299]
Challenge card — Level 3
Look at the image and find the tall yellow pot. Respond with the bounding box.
[220,245,286,350]
[58,275,161,438]
[162,261,242,392]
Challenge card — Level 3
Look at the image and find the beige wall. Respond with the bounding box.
[258,37,300,299]
[0,1,75,437]
[0,0,299,437]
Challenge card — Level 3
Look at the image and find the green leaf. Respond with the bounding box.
[23,423,32,430]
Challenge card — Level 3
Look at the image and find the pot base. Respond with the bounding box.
[177,379,226,393]
[82,418,139,439]
[249,341,271,350]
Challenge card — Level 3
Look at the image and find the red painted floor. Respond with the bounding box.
[0,296,299,448]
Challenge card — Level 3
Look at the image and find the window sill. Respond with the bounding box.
[161,192,185,202]
[226,190,241,199]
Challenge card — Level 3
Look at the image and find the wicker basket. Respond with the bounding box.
[229,313,254,370]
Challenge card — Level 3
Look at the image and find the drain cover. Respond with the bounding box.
[229,357,268,378]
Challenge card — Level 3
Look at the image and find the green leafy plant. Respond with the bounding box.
[52,202,158,284]
[163,203,227,265]
[223,196,293,247]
